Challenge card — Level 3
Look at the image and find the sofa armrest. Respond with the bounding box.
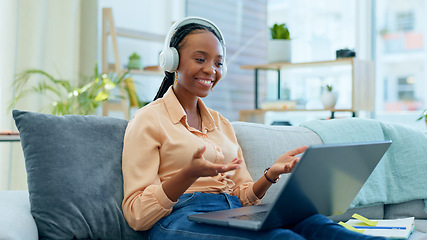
[0,190,38,240]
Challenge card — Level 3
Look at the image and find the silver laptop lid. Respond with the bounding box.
[261,140,392,229]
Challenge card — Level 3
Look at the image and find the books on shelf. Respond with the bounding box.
[339,214,415,239]
[260,100,297,110]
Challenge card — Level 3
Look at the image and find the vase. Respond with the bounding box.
[321,91,337,109]
[268,39,291,63]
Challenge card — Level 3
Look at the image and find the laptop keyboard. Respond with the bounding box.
[231,211,268,221]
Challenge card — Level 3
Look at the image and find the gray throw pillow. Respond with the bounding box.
[13,110,147,240]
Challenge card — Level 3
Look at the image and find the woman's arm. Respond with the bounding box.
[252,146,307,199]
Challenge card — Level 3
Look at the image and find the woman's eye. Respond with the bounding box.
[195,58,205,63]
[216,62,223,67]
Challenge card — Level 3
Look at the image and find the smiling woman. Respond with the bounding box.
[121,16,388,240]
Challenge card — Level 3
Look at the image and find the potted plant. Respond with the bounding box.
[128,52,142,70]
[9,64,141,116]
[268,23,292,63]
[417,109,427,126]
[321,84,337,110]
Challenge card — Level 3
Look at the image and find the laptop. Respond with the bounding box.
[188,140,392,231]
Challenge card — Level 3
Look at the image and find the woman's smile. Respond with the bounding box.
[196,78,214,88]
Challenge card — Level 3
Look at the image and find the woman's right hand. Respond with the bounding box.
[163,146,242,202]
[184,146,242,178]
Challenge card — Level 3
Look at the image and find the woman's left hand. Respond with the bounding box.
[266,146,308,181]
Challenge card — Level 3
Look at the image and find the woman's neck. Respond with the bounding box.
[172,86,201,130]
[172,86,198,113]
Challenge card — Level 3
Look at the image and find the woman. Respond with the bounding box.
[122,17,387,240]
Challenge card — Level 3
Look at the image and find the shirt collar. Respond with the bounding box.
[163,86,216,131]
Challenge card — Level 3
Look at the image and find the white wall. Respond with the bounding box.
[0,0,186,190]
[0,0,19,190]
[0,0,93,190]
[186,0,268,120]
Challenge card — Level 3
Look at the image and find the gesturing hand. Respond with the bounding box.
[266,145,308,181]
[185,146,242,178]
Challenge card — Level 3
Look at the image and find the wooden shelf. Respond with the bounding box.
[241,58,356,70]
[107,68,163,76]
[129,69,164,76]
[102,8,165,119]
[239,108,354,113]
[110,27,165,42]
[240,58,374,123]
[239,109,356,123]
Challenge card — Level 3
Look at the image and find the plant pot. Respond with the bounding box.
[128,58,142,70]
[268,39,291,63]
[321,91,337,109]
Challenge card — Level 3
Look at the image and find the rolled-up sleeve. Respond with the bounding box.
[121,108,176,231]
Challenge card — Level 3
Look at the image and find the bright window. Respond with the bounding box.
[374,0,426,113]
[265,0,357,124]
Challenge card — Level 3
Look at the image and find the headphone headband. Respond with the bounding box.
[159,16,227,78]
[162,16,226,50]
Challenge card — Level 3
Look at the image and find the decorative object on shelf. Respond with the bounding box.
[321,84,337,110]
[417,109,427,127]
[336,48,356,58]
[127,52,142,70]
[124,77,149,108]
[268,23,291,63]
[261,100,296,110]
[124,77,139,107]
[9,64,135,116]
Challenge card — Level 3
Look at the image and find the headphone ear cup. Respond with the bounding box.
[159,47,179,72]
[220,61,227,81]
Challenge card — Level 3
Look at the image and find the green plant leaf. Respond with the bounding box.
[94,91,109,102]
[10,64,135,116]
[270,23,290,40]
[417,109,427,121]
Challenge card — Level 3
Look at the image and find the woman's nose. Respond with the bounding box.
[202,63,215,75]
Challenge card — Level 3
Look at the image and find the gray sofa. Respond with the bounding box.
[1,110,427,239]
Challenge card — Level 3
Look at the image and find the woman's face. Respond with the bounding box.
[175,30,224,98]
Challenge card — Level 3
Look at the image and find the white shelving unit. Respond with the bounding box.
[239,58,375,123]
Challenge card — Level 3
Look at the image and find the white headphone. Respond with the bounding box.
[159,16,227,80]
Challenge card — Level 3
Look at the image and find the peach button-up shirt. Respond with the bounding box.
[122,87,261,231]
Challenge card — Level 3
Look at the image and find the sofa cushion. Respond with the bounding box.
[379,121,427,208]
[385,200,427,219]
[301,118,427,215]
[13,110,146,239]
[231,121,323,203]
[414,220,427,234]
[0,190,38,240]
[329,204,384,222]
